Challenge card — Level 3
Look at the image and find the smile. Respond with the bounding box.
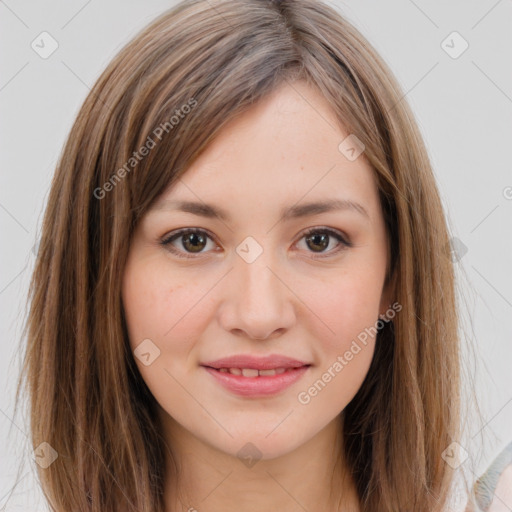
[217,367,292,376]
[202,365,310,397]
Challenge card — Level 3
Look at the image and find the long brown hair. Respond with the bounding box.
[15,0,462,510]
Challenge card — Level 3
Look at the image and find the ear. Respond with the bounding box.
[378,267,397,319]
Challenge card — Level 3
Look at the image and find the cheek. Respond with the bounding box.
[122,260,213,362]
[295,272,381,407]
[303,269,383,351]
[121,262,214,411]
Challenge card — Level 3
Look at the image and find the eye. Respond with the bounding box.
[160,228,217,259]
[295,227,352,258]
[160,227,352,259]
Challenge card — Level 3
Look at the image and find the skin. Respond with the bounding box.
[488,465,512,511]
[122,80,395,511]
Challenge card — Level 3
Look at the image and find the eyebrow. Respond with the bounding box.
[151,198,370,222]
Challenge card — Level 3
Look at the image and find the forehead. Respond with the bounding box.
[150,81,380,223]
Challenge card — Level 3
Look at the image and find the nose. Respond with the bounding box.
[216,249,296,341]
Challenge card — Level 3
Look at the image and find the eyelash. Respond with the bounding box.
[159,226,352,260]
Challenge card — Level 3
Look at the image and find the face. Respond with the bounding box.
[122,80,394,461]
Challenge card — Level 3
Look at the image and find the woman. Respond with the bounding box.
[14,0,509,510]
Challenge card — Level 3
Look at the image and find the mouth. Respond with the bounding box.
[201,364,311,397]
[203,365,310,377]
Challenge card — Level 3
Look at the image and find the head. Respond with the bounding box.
[18,0,460,511]
[121,77,396,494]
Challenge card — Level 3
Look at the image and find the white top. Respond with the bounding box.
[468,441,512,511]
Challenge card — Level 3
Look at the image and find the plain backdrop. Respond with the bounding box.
[1,0,511,510]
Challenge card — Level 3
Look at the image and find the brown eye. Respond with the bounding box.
[305,232,330,252]
[180,232,207,253]
[297,227,352,258]
[160,228,216,259]
[160,226,352,260]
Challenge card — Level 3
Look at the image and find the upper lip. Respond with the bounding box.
[201,354,311,371]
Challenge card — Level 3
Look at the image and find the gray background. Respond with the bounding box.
[1,0,511,509]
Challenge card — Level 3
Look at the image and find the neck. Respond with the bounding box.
[160,412,360,512]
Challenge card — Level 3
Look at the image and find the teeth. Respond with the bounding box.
[216,367,296,377]
[241,368,259,377]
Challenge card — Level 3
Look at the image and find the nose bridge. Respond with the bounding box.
[219,235,295,339]
[236,237,284,310]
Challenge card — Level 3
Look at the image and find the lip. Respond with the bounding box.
[200,354,311,397]
[201,354,310,371]
[202,365,310,397]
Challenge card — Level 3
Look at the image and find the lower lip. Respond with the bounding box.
[202,366,310,397]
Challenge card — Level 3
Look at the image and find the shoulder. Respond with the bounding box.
[489,464,512,510]
[467,441,512,512]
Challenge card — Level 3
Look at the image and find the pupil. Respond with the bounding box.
[183,233,205,252]
[307,233,328,252]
